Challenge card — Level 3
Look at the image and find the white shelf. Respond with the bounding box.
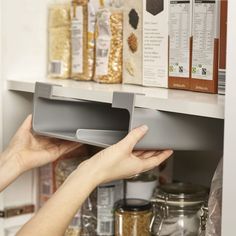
[7,78,225,119]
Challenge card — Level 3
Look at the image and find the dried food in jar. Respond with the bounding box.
[94,8,123,84]
[128,33,138,53]
[115,199,152,236]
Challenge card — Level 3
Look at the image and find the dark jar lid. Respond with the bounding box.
[115,199,152,213]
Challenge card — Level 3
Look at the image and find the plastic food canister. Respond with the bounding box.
[150,183,208,236]
[114,199,153,236]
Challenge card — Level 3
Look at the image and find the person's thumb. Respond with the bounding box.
[118,125,149,151]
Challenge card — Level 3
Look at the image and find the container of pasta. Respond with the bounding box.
[48,4,71,79]
[94,7,123,84]
[114,199,152,236]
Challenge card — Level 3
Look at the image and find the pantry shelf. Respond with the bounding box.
[7,78,225,119]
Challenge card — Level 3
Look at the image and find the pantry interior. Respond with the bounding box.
[0,0,235,235]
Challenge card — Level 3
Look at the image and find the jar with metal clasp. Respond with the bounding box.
[150,183,209,236]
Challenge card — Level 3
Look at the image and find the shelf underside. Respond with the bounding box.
[7,78,225,119]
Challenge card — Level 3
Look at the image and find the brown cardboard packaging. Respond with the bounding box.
[219,0,227,70]
[168,0,193,90]
[191,0,220,94]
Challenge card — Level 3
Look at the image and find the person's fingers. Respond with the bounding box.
[18,114,33,132]
[59,142,83,155]
[138,151,157,159]
[118,125,149,151]
[141,150,173,172]
[133,150,146,157]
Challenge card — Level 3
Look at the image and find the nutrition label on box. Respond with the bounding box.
[71,6,84,74]
[192,0,217,80]
[169,0,191,78]
[143,0,168,87]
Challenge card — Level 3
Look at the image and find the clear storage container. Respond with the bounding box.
[150,183,208,236]
[126,170,158,201]
[115,199,152,236]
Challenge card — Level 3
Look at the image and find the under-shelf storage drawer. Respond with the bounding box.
[33,83,224,150]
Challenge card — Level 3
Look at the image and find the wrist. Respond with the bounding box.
[0,149,23,191]
[1,148,24,175]
[74,159,104,187]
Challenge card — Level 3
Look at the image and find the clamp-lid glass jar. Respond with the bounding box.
[115,199,152,236]
[150,183,208,236]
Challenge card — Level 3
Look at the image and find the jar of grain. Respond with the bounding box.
[114,199,152,236]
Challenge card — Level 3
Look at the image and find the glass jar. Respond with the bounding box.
[115,199,152,236]
[150,183,208,236]
[126,170,158,201]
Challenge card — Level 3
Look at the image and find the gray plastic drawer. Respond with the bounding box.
[32,82,224,150]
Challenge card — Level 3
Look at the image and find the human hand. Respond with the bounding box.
[79,125,173,185]
[3,115,82,173]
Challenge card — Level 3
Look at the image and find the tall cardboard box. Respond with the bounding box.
[219,0,227,71]
[168,0,193,90]
[191,0,220,93]
[218,0,227,95]
[123,0,169,88]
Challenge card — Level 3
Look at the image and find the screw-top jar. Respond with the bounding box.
[150,183,208,236]
[115,199,152,236]
[126,170,158,201]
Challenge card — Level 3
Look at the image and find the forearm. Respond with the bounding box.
[0,150,22,192]
[17,160,100,236]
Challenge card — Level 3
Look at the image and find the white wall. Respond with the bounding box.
[2,0,70,81]
[0,0,5,234]
[0,0,3,151]
[222,0,236,234]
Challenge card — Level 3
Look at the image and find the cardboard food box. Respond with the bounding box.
[219,0,227,71]
[168,0,193,90]
[123,0,169,88]
[191,0,220,94]
[218,0,227,95]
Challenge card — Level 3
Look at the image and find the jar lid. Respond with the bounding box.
[128,172,157,182]
[115,199,152,212]
[152,183,208,206]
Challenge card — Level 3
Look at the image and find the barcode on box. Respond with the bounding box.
[50,61,63,76]
[97,221,113,235]
[97,49,109,58]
